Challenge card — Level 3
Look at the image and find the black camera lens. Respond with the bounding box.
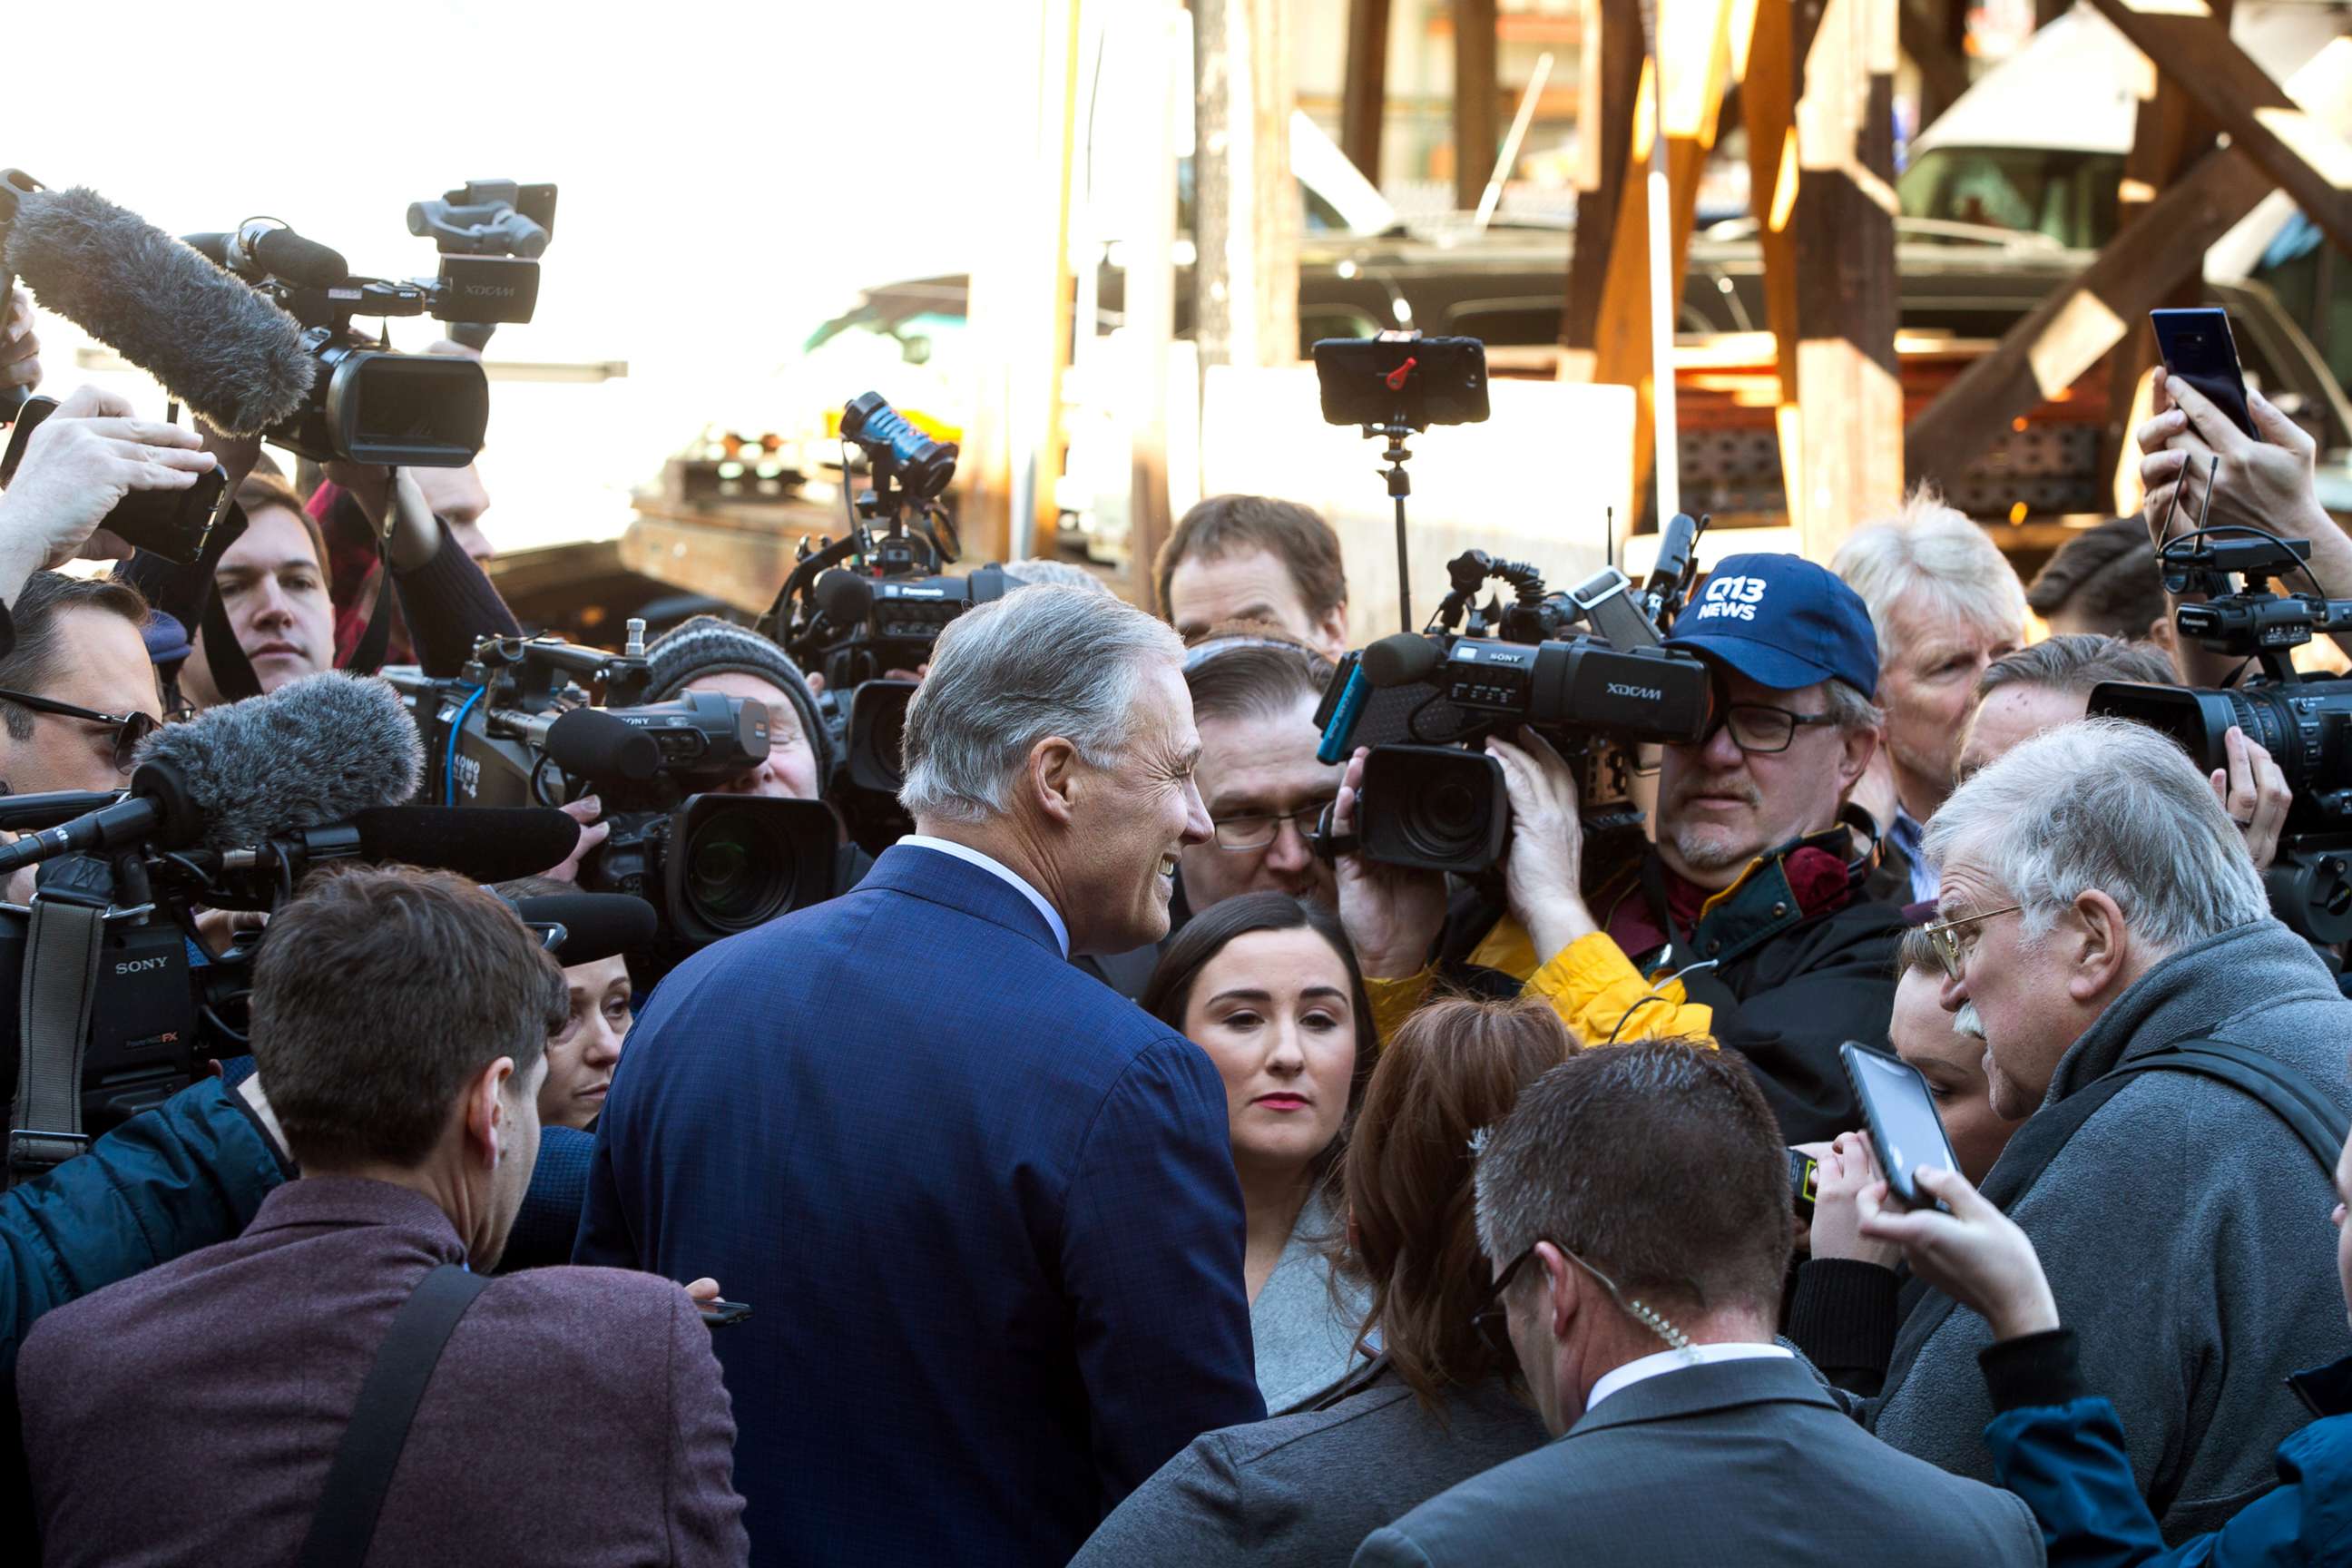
[1404,773,1496,862]
[681,803,797,934]
[1357,745,1511,875]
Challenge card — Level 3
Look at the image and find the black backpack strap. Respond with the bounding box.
[297,1263,491,1568]
[2111,1039,2349,1173]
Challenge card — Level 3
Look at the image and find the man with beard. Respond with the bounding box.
[1337,554,1906,1143]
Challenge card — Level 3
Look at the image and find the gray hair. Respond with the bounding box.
[898,585,1184,824]
[1976,633,2178,702]
[1833,489,2028,666]
[1922,718,2269,953]
[1821,677,1885,736]
[1004,558,1112,594]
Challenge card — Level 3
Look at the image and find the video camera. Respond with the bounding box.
[2089,524,2352,941]
[185,179,556,466]
[757,391,1012,848]
[386,622,839,965]
[1299,333,1718,875]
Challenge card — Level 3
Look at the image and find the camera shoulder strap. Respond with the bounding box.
[7,884,109,1185]
[1878,1035,2349,1404]
[296,1262,490,1568]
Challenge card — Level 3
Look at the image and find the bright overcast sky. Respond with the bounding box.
[7,1,1032,551]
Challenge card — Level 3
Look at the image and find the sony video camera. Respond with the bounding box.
[2088,524,2352,941]
[386,624,838,961]
[758,391,1013,848]
[184,179,556,466]
[1312,523,1719,875]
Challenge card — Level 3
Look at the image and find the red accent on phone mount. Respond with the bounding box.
[1383,357,1417,392]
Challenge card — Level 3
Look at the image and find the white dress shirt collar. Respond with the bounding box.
[1584,1341,1794,1412]
[898,835,1071,957]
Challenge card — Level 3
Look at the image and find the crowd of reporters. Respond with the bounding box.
[0,269,2347,1568]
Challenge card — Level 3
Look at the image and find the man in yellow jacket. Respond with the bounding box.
[1333,554,1910,1144]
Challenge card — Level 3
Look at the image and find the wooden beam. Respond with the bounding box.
[1126,0,1185,611]
[1455,0,1500,211]
[1194,0,1300,372]
[1789,0,1904,555]
[1743,0,1800,519]
[1898,0,1970,132]
[1586,0,1740,523]
[2083,0,2352,257]
[1342,0,1392,184]
[1906,144,2268,488]
[1563,0,1643,364]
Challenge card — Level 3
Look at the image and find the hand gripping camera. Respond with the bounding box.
[2088,524,2352,941]
[386,624,838,962]
[1312,515,1720,876]
[757,391,1014,848]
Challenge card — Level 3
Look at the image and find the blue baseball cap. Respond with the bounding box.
[1667,553,1879,697]
[140,611,191,667]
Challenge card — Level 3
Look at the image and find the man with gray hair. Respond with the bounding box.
[1865,718,2352,1541]
[578,585,1264,1566]
[1356,1041,2036,1567]
[1833,492,2026,900]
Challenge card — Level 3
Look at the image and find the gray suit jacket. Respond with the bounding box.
[1354,1357,2041,1568]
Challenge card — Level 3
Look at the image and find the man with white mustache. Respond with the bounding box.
[1858,717,2352,1542]
[1339,554,1907,1145]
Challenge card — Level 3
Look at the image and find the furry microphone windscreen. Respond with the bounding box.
[132,671,424,850]
[4,185,317,435]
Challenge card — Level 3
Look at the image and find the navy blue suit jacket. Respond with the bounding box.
[576,843,1264,1567]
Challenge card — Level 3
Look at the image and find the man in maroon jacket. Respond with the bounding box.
[15,865,748,1567]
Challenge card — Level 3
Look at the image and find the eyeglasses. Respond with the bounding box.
[1469,1238,1694,1364]
[1920,903,2024,982]
[1210,799,1336,851]
[0,688,161,773]
[1698,702,1842,756]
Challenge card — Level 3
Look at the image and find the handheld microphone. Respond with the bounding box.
[0,672,423,876]
[2,183,317,435]
[511,891,658,965]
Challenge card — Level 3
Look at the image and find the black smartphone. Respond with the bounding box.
[1838,1041,1961,1211]
[1788,1148,1819,1221]
[1312,336,1490,429]
[697,1298,752,1328]
[0,395,229,563]
[2150,308,2259,440]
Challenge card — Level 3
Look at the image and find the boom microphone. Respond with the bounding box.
[1360,632,1446,690]
[2,183,316,435]
[0,671,423,875]
[348,806,579,883]
[511,891,658,965]
[814,568,876,629]
[187,220,348,290]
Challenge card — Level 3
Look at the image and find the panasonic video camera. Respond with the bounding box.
[1313,519,1720,876]
[2088,524,2352,941]
[184,179,556,467]
[386,625,838,962]
[757,391,1013,848]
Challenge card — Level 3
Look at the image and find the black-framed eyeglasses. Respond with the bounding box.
[0,688,160,772]
[1471,1244,1538,1363]
[1699,702,1841,756]
[1211,798,1337,851]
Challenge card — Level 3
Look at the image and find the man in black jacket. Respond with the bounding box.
[1341,554,1906,1143]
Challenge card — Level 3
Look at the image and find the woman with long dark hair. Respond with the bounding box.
[1141,891,1376,1414]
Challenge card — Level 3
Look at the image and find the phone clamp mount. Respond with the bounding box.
[1357,358,1427,635]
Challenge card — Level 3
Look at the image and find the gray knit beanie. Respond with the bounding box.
[642,615,836,786]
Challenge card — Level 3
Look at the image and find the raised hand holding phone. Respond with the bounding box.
[1857,1166,2061,1342]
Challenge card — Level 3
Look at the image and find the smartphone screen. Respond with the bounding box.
[1839,1042,1961,1210]
[2150,308,2259,439]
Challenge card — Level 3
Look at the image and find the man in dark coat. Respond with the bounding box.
[579,586,1264,1567]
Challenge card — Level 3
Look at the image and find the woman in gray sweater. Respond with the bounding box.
[1142,893,1377,1413]
[1071,995,1571,1566]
